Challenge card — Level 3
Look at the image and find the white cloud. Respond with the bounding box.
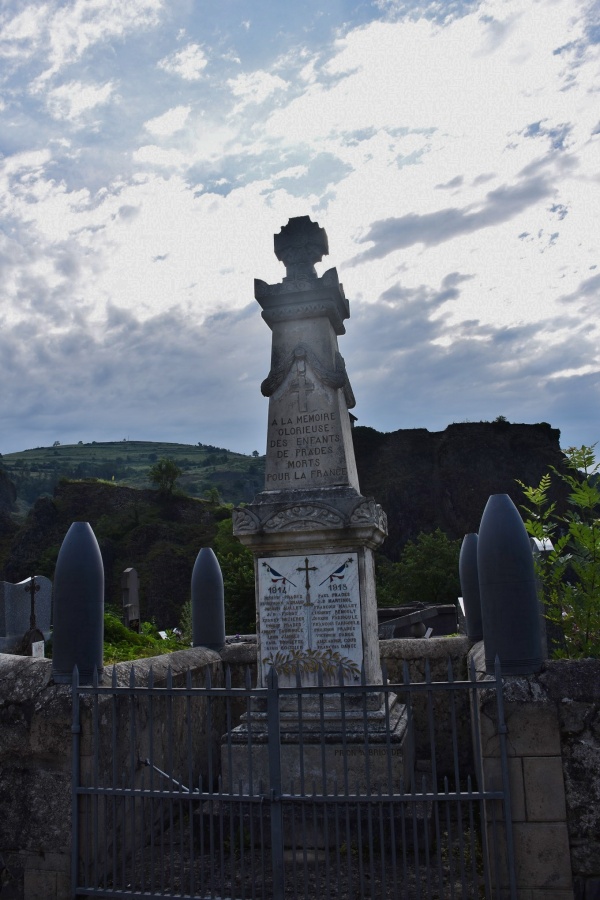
[132,145,188,168]
[227,70,288,112]
[0,0,599,456]
[144,105,191,137]
[158,43,208,80]
[46,80,115,122]
[1,0,164,83]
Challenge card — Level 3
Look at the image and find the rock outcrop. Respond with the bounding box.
[353,421,569,560]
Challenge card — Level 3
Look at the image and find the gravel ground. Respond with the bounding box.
[78,800,488,899]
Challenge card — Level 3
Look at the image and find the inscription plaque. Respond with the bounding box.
[258,552,362,686]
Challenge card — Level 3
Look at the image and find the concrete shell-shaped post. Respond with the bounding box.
[51,521,104,684]
[477,494,542,675]
[191,547,225,651]
[459,533,483,641]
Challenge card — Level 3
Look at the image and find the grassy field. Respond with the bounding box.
[1,439,265,515]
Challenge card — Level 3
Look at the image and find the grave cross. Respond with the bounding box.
[291,358,314,413]
[24,576,40,631]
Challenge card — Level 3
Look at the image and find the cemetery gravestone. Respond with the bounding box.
[121,567,140,632]
[0,575,52,654]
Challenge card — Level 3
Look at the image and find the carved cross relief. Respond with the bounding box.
[290,356,314,412]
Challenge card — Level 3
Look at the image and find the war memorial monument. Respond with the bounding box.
[231,216,408,784]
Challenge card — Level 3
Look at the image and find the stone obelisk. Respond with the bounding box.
[233,216,388,695]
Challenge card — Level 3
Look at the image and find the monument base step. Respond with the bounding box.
[221,696,411,796]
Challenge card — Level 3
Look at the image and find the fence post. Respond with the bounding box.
[267,667,285,900]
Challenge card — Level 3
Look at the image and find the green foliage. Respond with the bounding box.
[1,440,264,512]
[103,612,185,663]
[376,529,461,607]
[147,457,182,494]
[178,600,193,646]
[213,517,256,634]
[518,444,600,659]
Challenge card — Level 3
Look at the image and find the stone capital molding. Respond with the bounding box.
[232,507,261,534]
[350,499,388,534]
[233,496,387,540]
[263,504,344,533]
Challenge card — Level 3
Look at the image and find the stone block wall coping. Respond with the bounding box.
[539,659,600,704]
[468,643,600,704]
[0,653,55,703]
[379,635,471,663]
[219,641,259,667]
[105,646,222,687]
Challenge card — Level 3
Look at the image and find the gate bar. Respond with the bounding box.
[71,666,81,897]
[495,656,518,900]
[267,667,285,900]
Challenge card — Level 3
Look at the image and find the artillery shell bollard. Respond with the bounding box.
[51,522,104,684]
[477,493,543,675]
[459,533,483,641]
[191,547,225,651]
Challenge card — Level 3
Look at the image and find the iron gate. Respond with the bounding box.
[71,658,516,900]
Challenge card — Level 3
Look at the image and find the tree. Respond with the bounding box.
[147,457,182,494]
[213,517,256,634]
[204,486,221,505]
[377,529,461,608]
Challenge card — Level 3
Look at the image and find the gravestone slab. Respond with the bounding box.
[121,567,140,631]
[0,576,52,654]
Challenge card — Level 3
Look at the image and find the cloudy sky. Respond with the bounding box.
[1,0,599,457]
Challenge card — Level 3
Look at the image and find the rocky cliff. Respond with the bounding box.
[353,421,569,561]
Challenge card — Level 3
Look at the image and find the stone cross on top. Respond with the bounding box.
[274,215,328,282]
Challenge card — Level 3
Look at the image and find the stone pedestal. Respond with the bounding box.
[222,698,410,796]
[234,487,387,692]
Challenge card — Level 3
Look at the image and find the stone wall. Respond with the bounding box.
[471,643,600,900]
[538,659,600,900]
[2,639,599,899]
[0,648,222,900]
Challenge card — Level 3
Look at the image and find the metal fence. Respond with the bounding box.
[71,658,516,900]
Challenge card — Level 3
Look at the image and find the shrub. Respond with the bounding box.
[518,444,600,658]
[103,612,185,663]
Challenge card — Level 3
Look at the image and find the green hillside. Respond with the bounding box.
[1,439,265,516]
